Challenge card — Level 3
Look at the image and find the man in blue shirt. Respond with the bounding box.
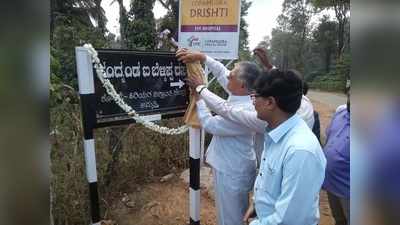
[323,94,350,225]
[245,69,327,225]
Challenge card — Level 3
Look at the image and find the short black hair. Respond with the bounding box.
[254,69,303,114]
[303,81,309,95]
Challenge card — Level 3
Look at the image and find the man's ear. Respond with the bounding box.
[266,96,276,110]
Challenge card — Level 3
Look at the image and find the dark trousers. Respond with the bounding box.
[327,191,350,225]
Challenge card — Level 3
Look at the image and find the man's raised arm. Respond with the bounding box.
[196,99,254,136]
[200,88,266,134]
[185,70,266,133]
[176,48,230,93]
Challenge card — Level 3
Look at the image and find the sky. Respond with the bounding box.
[101,0,283,50]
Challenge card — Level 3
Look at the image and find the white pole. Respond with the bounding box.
[189,127,201,225]
[75,47,101,225]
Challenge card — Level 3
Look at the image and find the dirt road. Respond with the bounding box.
[308,90,347,143]
[308,90,347,110]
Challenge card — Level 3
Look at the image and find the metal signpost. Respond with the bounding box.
[75,47,191,225]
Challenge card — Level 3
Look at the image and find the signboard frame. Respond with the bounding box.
[75,46,202,225]
[79,48,190,128]
[178,0,242,60]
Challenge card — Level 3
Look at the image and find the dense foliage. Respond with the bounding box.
[261,0,350,91]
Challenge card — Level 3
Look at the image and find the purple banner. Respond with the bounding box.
[181,25,238,32]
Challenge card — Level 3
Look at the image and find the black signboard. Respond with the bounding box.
[93,49,189,126]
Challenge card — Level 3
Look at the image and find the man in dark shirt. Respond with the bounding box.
[303,81,321,142]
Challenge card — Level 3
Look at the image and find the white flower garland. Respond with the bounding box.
[83,44,189,135]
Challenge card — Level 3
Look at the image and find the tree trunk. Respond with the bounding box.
[117,0,128,48]
[297,24,308,73]
[334,1,349,60]
[172,0,179,40]
[325,47,331,73]
[95,0,106,34]
[337,20,345,59]
[283,45,289,71]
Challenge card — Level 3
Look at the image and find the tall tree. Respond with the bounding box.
[269,27,292,70]
[312,15,338,73]
[94,0,107,33]
[311,0,350,58]
[127,0,157,50]
[157,0,179,40]
[157,0,180,50]
[238,0,252,60]
[110,0,157,49]
[266,0,313,72]
[51,0,107,41]
[111,0,129,48]
[157,0,179,29]
[281,0,313,72]
[50,0,108,84]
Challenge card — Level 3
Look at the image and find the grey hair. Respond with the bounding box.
[237,61,261,92]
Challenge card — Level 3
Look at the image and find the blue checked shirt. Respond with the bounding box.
[250,114,326,225]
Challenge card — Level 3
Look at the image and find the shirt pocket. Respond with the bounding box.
[257,159,279,192]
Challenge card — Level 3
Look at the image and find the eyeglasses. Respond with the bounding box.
[250,93,261,99]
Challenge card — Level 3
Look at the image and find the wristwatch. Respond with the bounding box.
[195,85,206,94]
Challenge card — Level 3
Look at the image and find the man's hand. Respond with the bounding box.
[253,47,273,71]
[191,87,200,101]
[176,48,206,64]
[243,203,256,225]
[186,75,205,90]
